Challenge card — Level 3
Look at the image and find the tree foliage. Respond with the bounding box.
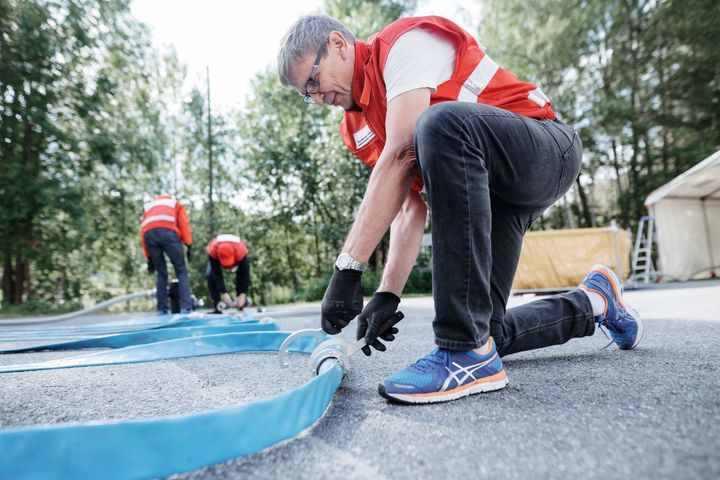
[2,0,717,312]
[0,0,181,309]
[479,0,720,230]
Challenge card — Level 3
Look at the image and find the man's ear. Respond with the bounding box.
[329,31,349,59]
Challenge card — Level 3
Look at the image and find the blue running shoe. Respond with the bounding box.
[379,338,508,404]
[579,264,644,349]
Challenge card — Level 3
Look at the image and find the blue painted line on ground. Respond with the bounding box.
[0,322,280,353]
[0,331,326,373]
[0,331,343,480]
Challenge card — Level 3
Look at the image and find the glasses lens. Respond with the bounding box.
[306,79,319,95]
[303,94,315,104]
[304,79,320,104]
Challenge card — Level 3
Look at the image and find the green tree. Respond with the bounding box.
[479,0,720,233]
[0,0,186,310]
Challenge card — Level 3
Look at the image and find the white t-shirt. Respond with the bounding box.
[383,27,457,104]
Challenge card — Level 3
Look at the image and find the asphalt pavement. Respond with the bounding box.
[1,281,718,479]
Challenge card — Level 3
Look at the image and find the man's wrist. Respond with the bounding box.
[374,291,400,302]
[378,273,404,296]
[378,283,402,297]
[335,252,367,272]
[334,266,362,279]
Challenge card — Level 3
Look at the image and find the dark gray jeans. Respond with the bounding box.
[144,228,192,313]
[414,102,595,356]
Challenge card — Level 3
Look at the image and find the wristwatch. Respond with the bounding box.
[335,252,367,272]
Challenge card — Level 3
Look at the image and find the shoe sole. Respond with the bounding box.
[378,370,509,405]
[590,264,644,349]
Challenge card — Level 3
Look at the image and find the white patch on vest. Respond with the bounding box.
[217,234,241,243]
[142,214,176,227]
[353,125,375,149]
[458,54,499,102]
[144,198,176,211]
[528,87,549,107]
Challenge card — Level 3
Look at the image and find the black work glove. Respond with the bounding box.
[321,267,363,334]
[186,245,193,262]
[146,258,155,274]
[356,292,400,356]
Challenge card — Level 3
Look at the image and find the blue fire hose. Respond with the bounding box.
[0,329,343,479]
[0,331,319,373]
[0,322,279,354]
[0,313,404,478]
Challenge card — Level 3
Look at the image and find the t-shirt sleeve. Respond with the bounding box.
[383,27,457,104]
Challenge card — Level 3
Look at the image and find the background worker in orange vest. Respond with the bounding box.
[277,15,642,404]
[140,194,194,314]
[205,234,251,314]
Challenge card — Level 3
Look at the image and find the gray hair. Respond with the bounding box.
[278,14,356,87]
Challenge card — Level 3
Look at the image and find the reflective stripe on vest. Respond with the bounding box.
[144,198,177,211]
[142,214,176,227]
[216,234,241,243]
[353,124,375,149]
[528,87,550,108]
[458,54,500,103]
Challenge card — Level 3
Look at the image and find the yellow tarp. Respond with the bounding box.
[512,227,632,291]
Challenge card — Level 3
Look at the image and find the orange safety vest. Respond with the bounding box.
[339,16,557,192]
[140,195,193,257]
[206,235,249,269]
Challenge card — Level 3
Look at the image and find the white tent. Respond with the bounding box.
[644,149,720,280]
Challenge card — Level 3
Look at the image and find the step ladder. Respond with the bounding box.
[630,215,656,283]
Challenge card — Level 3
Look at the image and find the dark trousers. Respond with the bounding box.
[414,102,595,355]
[144,228,192,313]
[206,257,225,308]
[205,256,251,309]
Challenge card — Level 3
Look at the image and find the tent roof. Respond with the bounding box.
[645,150,720,206]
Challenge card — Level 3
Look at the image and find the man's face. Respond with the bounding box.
[289,31,355,110]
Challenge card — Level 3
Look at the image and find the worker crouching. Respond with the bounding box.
[205,234,252,314]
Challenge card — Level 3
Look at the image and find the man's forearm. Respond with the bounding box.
[342,141,417,262]
[378,190,427,296]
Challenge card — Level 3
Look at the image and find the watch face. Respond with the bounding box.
[336,253,352,270]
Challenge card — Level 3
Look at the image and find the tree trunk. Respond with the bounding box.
[574,177,593,227]
[564,197,576,229]
[312,215,322,277]
[284,224,299,291]
[16,254,29,305]
[2,251,15,305]
[655,6,670,175]
[623,0,646,224]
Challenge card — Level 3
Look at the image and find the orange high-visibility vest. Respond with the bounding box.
[339,16,557,192]
[206,235,249,268]
[140,195,193,257]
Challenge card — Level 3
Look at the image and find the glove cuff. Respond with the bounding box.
[334,266,363,280]
[374,291,400,303]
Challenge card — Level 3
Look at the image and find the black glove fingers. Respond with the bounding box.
[365,315,383,342]
[379,332,395,342]
[321,319,341,335]
[356,318,368,341]
[378,326,399,341]
[370,338,386,352]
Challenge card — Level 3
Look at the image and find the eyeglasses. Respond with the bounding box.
[303,44,326,104]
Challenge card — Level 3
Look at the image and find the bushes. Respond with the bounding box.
[403,267,432,294]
